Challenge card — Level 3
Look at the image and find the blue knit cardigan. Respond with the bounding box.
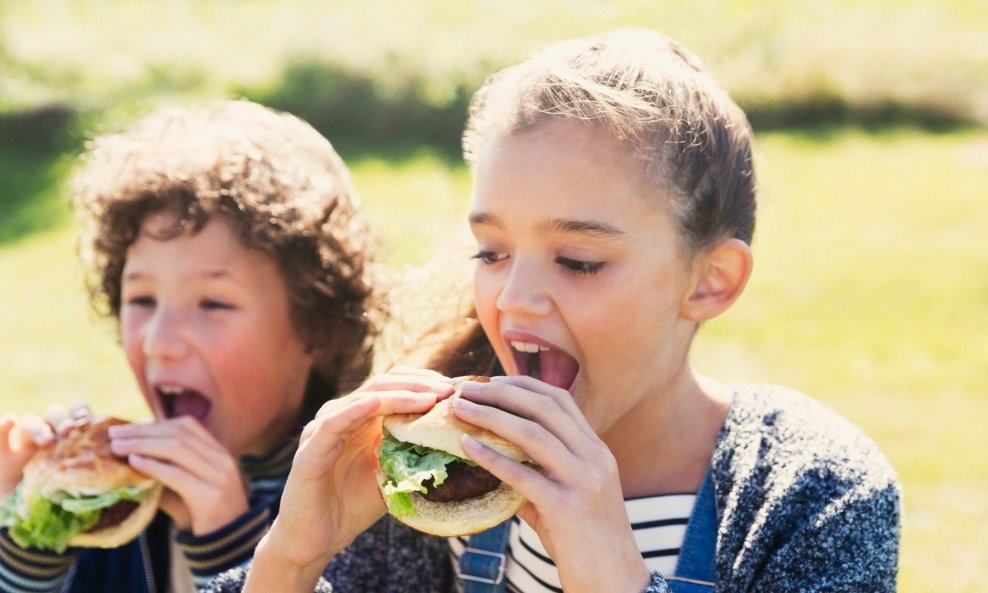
[204,384,901,593]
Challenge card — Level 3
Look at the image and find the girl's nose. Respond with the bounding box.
[495,260,552,317]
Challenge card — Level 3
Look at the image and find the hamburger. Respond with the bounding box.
[0,415,162,553]
[376,376,533,537]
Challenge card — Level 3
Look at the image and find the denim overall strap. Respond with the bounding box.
[667,466,717,592]
[458,519,512,593]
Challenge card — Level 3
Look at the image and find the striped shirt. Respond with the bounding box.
[448,493,696,592]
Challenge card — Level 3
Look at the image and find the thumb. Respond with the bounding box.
[158,488,191,531]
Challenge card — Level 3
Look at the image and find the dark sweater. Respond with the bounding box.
[204,384,901,593]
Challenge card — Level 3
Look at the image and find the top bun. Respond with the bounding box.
[22,416,157,499]
[382,376,530,463]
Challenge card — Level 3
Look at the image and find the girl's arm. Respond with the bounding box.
[241,368,455,593]
[454,376,652,593]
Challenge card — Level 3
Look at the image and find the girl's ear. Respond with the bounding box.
[681,238,753,322]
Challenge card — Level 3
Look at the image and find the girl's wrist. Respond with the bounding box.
[246,533,329,593]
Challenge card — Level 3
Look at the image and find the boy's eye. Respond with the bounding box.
[125,296,156,307]
[471,250,507,265]
[556,257,606,275]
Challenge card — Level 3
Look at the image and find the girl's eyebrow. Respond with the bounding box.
[537,217,624,238]
[469,211,624,238]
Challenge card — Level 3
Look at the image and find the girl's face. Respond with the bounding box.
[120,214,313,456]
[470,120,701,436]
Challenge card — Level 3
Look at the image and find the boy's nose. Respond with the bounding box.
[495,261,552,317]
[142,309,189,361]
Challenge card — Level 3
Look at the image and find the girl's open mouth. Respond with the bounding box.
[509,340,579,392]
[156,385,212,424]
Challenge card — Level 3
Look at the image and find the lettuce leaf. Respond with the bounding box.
[0,485,150,553]
[378,434,470,518]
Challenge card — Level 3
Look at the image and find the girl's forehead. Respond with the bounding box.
[470,121,671,232]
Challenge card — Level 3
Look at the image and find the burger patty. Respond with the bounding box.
[422,461,501,503]
[88,500,139,533]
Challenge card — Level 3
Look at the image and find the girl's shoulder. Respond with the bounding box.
[715,383,899,493]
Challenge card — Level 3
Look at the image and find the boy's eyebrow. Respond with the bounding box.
[121,268,246,284]
[469,211,624,238]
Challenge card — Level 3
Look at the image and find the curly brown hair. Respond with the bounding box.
[72,100,382,419]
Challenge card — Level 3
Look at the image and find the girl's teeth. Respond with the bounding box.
[159,385,185,395]
[510,340,550,353]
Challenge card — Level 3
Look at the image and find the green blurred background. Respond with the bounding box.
[1,1,985,591]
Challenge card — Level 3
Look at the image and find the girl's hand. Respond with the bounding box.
[453,376,650,593]
[108,417,248,535]
[247,367,454,590]
[0,414,54,498]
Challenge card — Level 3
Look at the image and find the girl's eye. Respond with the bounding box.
[471,250,507,265]
[200,299,234,311]
[556,257,606,276]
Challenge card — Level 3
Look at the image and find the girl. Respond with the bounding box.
[0,100,389,593]
[209,29,900,593]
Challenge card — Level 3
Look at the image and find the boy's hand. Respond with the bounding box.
[108,417,248,535]
[453,376,651,593]
[0,413,56,498]
[255,368,453,576]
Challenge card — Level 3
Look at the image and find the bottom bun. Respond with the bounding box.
[378,470,525,537]
[69,483,163,548]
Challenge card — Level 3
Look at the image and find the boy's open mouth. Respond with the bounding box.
[156,385,212,424]
[510,340,579,392]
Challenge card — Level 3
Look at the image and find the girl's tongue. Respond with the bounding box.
[514,348,580,391]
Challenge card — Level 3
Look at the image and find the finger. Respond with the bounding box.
[18,414,55,446]
[453,397,581,479]
[111,433,230,484]
[127,452,233,499]
[354,373,456,398]
[311,389,443,425]
[109,417,218,456]
[459,433,555,504]
[489,375,589,426]
[458,380,600,455]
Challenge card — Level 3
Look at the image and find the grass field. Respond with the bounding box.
[1,126,985,592]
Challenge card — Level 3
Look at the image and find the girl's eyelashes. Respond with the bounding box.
[200,299,235,311]
[556,256,606,275]
[470,250,507,265]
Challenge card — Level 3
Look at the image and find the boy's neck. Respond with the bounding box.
[604,368,732,498]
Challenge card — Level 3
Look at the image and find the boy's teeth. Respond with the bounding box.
[159,385,185,395]
[510,340,550,353]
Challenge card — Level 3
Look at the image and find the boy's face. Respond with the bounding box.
[120,213,313,456]
[469,120,701,438]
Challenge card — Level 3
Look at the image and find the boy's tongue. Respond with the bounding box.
[167,392,211,423]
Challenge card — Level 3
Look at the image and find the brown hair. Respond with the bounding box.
[415,28,758,375]
[72,100,381,418]
[463,27,757,256]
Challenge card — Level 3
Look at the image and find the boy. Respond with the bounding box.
[0,99,382,592]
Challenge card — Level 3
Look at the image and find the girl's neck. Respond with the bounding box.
[604,368,732,498]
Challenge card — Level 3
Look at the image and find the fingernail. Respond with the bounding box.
[460,434,480,450]
[459,382,483,396]
[489,375,508,382]
[453,397,477,411]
